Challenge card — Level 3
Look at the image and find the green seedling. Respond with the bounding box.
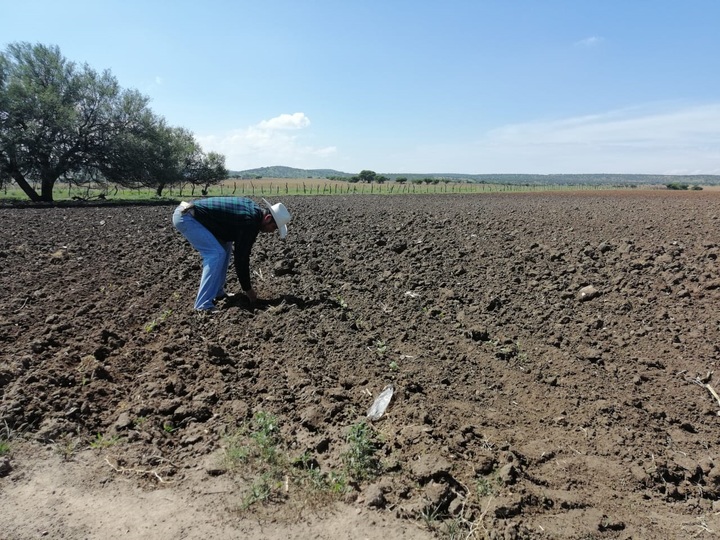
[292,454,349,497]
[250,411,281,465]
[241,473,275,510]
[341,422,382,481]
[222,425,251,469]
[89,433,120,449]
[223,411,281,471]
[420,502,442,529]
[54,437,79,461]
[144,309,173,332]
[324,471,349,495]
[477,472,501,497]
[224,442,250,468]
[224,411,354,513]
[0,440,10,456]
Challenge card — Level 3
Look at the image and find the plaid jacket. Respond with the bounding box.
[191,197,264,291]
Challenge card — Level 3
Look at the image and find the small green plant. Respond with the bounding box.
[420,502,443,530]
[374,340,387,357]
[241,473,275,510]
[292,454,349,497]
[144,320,157,332]
[134,417,147,428]
[222,425,250,469]
[500,340,529,370]
[324,471,349,494]
[443,516,465,539]
[341,422,382,481]
[477,472,501,497]
[54,437,79,461]
[303,466,327,492]
[249,411,281,465]
[89,433,120,449]
[223,411,281,471]
[0,440,10,456]
[144,309,173,332]
[224,411,354,512]
[389,360,399,371]
[224,440,250,468]
[494,340,529,369]
[163,423,176,433]
[292,450,314,468]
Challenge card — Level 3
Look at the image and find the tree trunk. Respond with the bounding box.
[40,176,55,202]
[156,182,166,197]
[11,171,42,202]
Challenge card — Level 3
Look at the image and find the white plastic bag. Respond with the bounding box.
[366,384,394,421]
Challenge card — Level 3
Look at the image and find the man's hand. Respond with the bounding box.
[245,288,257,304]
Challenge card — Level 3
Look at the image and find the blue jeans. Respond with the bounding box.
[172,206,232,310]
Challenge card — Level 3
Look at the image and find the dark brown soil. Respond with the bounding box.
[2,191,720,539]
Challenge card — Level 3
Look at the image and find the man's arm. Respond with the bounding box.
[233,235,254,292]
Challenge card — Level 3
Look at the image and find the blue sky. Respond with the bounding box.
[4,0,720,175]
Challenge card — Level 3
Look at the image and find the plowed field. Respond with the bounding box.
[2,191,720,539]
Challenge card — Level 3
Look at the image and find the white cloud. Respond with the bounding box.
[575,36,603,47]
[197,112,336,170]
[390,103,720,175]
[491,105,717,143]
[474,103,720,174]
[257,112,310,130]
[198,106,720,175]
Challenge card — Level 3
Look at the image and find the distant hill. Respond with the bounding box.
[230,166,353,179]
[229,166,720,186]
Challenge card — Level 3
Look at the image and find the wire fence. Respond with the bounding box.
[1,179,644,202]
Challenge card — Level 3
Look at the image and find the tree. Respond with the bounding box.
[358,170,377,183]
[0,53,9,193]
[100,122,227,197]
[190,151,228,196]
[96,115,176,193]
[0,42,156,201]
